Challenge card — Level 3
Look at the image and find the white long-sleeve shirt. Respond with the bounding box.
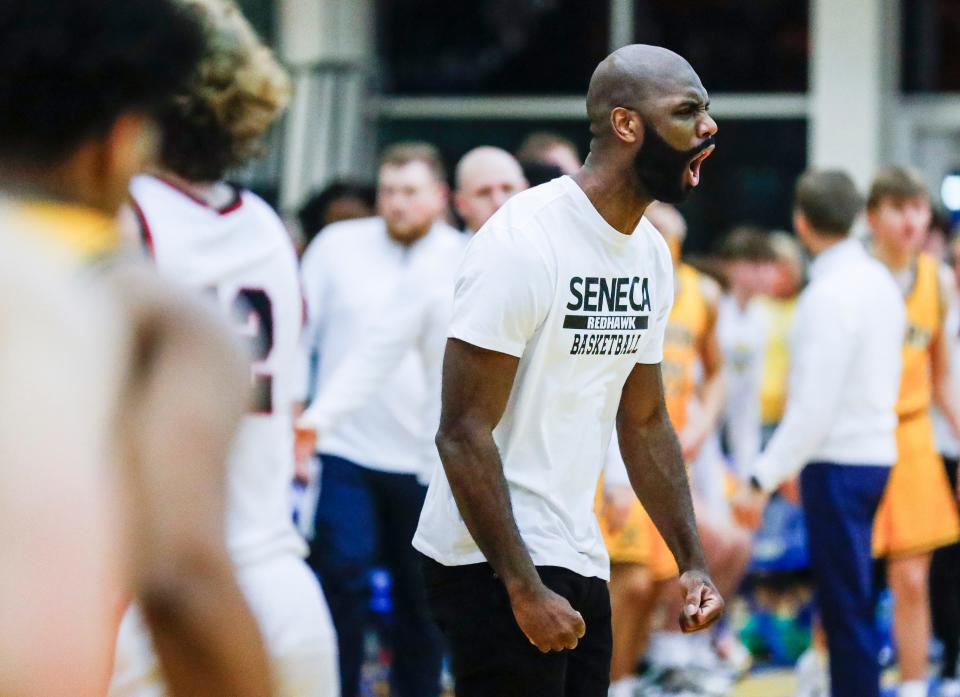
[300,230,466,478]
[753,238,905,492]
[299,216,464,474]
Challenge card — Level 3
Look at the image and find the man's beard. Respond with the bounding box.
[632,125,715,204]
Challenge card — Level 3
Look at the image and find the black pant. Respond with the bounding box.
[422,556,612,697]
[931,455,960,679]
[307,455,443,697]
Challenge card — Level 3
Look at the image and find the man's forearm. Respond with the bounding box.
[437,426,541,593]
[619,412,706,573]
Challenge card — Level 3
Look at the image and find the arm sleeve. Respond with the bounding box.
[447,230,553,357]
[295,240,327,403]
[753,289,858,491]
[300,264,432,432]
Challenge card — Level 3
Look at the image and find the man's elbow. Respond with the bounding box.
[435,418,484,462]
[137,544,236,631]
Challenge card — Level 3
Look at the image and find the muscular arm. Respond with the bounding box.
[434,338,537,592]
[617,362,723,631]
[435,338,585,651]
[114,269,273,697]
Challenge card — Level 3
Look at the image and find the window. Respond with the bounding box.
[376,0,610,94]
[902,0,960,92]
[633,0,808,92]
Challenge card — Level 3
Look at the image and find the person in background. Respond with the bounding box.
[516,130,582,176]
[297,146,527,472]
[113,1,338,694]
[930,230,960,697]
[299,142,461,697]
[757,232,806,445]
[600,203,749,697]
[734,169,905,697]
[715,227,778,477]
[453,146,528,233]
[868,166,960,697]
[297,181,376,253]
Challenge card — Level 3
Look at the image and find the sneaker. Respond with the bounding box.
[794,648,829,697]
[936,679,960,697]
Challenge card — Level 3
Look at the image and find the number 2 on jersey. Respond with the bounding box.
[232,288,275,414]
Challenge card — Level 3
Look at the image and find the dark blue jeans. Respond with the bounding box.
[800,461,890,697]
[307,454,443,697]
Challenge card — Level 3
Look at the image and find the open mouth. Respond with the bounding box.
[685,144,715,188]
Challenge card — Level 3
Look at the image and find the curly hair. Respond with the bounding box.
[158,0,291,182]
[0,0,203,166]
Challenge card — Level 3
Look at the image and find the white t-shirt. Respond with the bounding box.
[131,174,306,566]
[413,176,674,580]
[299,217,464,474]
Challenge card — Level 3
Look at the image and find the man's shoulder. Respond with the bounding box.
[301,216,382,266]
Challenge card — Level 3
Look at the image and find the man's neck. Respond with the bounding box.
[385,220,433,246]
[807,231,846,258]
[572,156,653,235]
[872,237,912,272]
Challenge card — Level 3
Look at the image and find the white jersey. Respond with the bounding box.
[131,175,306,566]
[414,176,674,580]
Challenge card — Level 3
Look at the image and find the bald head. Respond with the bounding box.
[586,44,702,132]
[454,146,528,232]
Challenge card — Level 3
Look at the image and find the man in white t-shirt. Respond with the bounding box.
[413,44,723,697]
[300,143,461,697]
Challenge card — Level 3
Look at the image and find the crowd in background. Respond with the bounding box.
[289,134,960,697]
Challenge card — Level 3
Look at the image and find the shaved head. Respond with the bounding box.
[455,146,524,191]
[581,44,716,204]
[454,146,528,232]
[587,45,702,133]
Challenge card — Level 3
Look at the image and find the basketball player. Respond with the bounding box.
[600,203,750,696]
[868,167,960,697]
[111,2,337,695]
[413,45,722,697]
[0,223,123,697]
[0,1,273,695]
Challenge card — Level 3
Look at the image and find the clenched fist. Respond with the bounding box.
[678,569,724,633]
[510,583,586,653]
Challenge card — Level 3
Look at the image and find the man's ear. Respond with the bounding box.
[609,107,643,146]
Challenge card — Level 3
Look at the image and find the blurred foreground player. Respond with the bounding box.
[414,45,722,697]
[868,167,960,697]
[113,1,337,695]
[0,1,273,695]
[735,170,905,697]
[0,223,124,697]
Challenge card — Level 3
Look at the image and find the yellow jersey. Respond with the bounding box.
[662,263,709,431]
[758,296,798,425]
[11,201,119,264]
[897,254,941,418]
